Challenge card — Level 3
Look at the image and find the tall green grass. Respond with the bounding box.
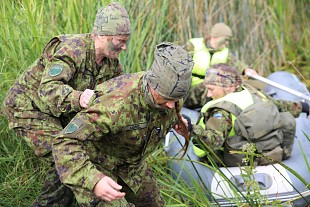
[1,0,309,206]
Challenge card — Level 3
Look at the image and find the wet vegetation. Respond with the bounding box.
[0,0,309,206]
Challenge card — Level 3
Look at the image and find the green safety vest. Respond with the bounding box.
[189,38,229,86]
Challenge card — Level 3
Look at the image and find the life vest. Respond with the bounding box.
[194,86,294,166]
[193,85,288,164]
[193,88,255,158]
[189,38,229,86]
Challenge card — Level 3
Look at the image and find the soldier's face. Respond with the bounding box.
[210,37,227,50]
[150,87,177,109]
[112,35,129,49]
[206,85,226,99]
[98,35,130,59]
[108,35,130,58]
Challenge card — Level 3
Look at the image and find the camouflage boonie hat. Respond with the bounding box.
[210,23,232,38]
[146,42,194,100]
[93,2,131,36]
[205,63,242,87]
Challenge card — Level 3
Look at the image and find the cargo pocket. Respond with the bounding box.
[279,112,296,160]
[12,111,62,156]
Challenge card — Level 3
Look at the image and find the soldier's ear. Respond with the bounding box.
[224,85,236,94]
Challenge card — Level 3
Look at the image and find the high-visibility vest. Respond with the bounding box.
[193,88,255,157]
[189,38,229,86]
[193,87,290,167]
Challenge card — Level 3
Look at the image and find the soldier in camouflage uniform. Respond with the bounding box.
[1,3,131,206]
[191,64,310,167]
[183,23,258,109]
[52,42,194,207]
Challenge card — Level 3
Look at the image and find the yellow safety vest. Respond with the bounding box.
[189,38,230,86]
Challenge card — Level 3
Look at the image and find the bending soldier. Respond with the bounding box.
[191,64,309,167]
[52,42,194,206]
[2,3,131,206]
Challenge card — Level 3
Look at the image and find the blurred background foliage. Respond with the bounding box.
[1,0,309,83]
[0,0,309,206]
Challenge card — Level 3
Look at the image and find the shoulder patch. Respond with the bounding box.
[49,64,64,77]
[64,119,83,134]
[212,113,223,119]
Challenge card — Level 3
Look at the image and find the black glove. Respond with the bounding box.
[301,101,310,116]
[181,114,193,132]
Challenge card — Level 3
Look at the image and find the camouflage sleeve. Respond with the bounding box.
[184,82,211,109]
[227,53,249,74]
[52,110,111,192]
[38,56,82,117]
[192,109,232,149]
[117,62,125,75]
[184,40,194,53]
[269,98,303,117]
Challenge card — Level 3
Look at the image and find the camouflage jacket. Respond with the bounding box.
[192,86,304,150]
[53,72,178,193]
[2,33,123,129]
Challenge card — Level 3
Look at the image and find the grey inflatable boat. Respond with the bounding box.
[165,71,310,206]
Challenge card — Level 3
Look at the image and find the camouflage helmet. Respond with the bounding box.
[210,23,232,38]
[93,2,132,36]
[145,42,194,100]
[205,63,242,87]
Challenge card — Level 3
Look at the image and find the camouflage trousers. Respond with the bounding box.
[31,156,76,207]
[73,165,165,207]
[13,127,76,207]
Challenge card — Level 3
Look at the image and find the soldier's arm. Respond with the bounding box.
[38,59,124,117]
[183,39,195,52]
[52,112,110,193]
[116,62,125,76]
[183,82,211,109]
[38,55,83,117]
[227,53,256,75]
[192,109,232,149]
[270,98,309,117]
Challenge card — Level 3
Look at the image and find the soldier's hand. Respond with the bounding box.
[93,176,125,201]
[244,68,258,77]
[181,114,193,132]
[174,115,192,134]
[300,101,310,118]
[80,89,95,108]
